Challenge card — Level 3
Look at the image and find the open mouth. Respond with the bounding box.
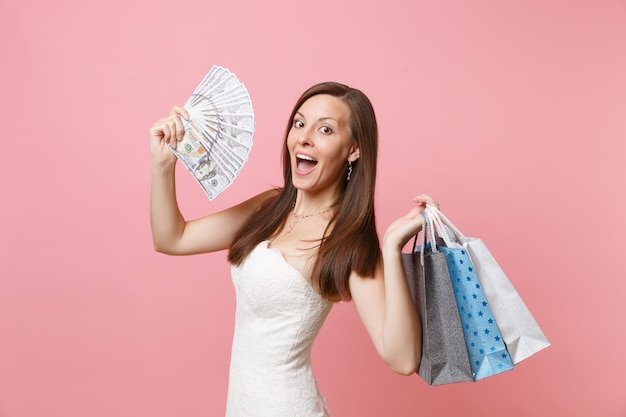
[296,153,318,172]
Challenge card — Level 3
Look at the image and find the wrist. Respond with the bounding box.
[382,233,404,255]
[152,159,177,176]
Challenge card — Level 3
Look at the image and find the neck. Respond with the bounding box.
[291,189,339,216]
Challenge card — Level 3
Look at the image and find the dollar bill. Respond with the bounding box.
[169,66,254,200]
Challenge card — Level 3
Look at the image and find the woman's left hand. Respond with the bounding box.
[382,194,439,251]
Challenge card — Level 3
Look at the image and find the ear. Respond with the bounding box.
[347,143,360,163]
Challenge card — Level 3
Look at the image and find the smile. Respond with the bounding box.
[296,153,318,173]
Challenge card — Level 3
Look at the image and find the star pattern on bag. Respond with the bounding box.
[442,247,515,381]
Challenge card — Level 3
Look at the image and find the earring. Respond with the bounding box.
[346,161,353,181]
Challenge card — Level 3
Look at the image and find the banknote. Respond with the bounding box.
[170,66,254,200]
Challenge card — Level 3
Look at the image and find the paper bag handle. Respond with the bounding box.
[410,210,441,266]
[423,205,469,247]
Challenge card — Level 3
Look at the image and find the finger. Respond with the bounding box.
[148,124,163,140]
[149,115,171,138]
[165,123,179,148]
[163,121,181,148]
[179,106,190,121]
[174,114,186,142]
[167,106,188,142]
[413,194,439,210]
[169,105,190,121]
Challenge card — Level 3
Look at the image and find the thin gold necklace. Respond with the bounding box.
[282,207,333,236]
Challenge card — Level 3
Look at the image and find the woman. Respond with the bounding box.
[150,81,438,416]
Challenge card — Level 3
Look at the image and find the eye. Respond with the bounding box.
[319,125,333,135]
[293,119,304,128]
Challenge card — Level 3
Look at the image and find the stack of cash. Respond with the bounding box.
[170,65,255,200]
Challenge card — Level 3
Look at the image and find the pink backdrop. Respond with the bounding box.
[1,0,625,416]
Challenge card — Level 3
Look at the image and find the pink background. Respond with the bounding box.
[1,0,625,416]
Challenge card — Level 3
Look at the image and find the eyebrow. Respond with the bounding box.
[295,111,339,123]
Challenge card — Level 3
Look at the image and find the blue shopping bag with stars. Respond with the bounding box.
[440,245,514,380]
[423,207,514,381]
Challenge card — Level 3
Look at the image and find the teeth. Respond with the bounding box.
[297,154,317,162]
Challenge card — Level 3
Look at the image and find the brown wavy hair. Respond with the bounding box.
[228,82,380,301]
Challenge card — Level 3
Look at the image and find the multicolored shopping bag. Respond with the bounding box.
[427,206,550,364]
[423,207,514,381]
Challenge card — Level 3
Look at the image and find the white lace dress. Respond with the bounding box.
[226,240,333,417]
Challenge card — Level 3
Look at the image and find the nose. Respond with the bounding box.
[297,128,312,146]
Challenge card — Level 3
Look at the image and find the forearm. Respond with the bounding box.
[379,244,422,375]
[150,162,186,253]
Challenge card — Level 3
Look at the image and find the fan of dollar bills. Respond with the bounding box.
[170,65,255,200]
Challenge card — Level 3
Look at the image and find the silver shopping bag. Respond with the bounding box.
[402,216,472,385]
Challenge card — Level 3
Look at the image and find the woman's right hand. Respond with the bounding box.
[149,105,190,167]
